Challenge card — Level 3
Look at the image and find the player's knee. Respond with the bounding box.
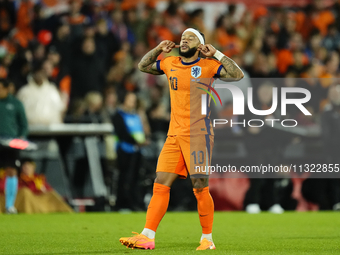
[154,172,178,187]
[154,176,166,185]
[191,177,208,191]
[154,177,172,187]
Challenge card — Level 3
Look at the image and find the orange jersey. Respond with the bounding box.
[156,56,223,136]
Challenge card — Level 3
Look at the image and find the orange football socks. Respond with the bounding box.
[194,186,214,234]
[144,183,170,232]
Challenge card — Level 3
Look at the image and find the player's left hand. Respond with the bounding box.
[198,44,217,57]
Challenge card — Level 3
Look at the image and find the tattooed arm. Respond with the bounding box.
[217,55,244,81]
[198,44,244,81]
[138,40,179,75]
[137,47,163,75]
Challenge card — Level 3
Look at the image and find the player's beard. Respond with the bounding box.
[179,46,198,58]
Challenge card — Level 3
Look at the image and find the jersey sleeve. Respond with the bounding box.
[155,59,165,75]
[155,56,174,76]
[208,58,224,78]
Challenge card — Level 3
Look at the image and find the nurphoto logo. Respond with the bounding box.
[198,80,312,128]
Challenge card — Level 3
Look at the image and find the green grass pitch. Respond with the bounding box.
[0,212,339,254]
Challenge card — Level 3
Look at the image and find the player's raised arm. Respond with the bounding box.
[198,44,244,81]
[138,40,179,75]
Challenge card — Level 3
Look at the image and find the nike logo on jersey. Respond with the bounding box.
[171,69,178,71]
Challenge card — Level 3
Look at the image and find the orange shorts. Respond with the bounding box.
[156,135,214,179]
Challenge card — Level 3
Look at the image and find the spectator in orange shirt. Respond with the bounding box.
[295,5,315,40]
[311,0,334,36]
[15,0,34,43]
[215,15,232,50]
[65,0,89,40]
[188,9,208,41]
[215,12,244,57]
[147,13,173,49]
[45,46,71,102]
[276,33,309,75]
[164,0,187,42]
[222,28,243,57]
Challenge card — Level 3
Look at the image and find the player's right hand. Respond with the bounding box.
[157,40,180,53]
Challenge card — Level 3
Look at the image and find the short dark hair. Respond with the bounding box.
[32,60,45,73]
[121,91,136,104]
[0,79,9,88]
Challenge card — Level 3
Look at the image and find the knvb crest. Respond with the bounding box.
[191,66,201,78]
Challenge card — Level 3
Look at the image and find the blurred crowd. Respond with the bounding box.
[1,0,340,212]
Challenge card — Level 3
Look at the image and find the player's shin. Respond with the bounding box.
[193,186,214,241]
[143,183,170,238]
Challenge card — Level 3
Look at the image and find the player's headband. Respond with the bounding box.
[182,28,205,45]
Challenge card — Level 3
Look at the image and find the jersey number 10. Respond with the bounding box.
[191,150,204,164]
[170,76,178,90]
